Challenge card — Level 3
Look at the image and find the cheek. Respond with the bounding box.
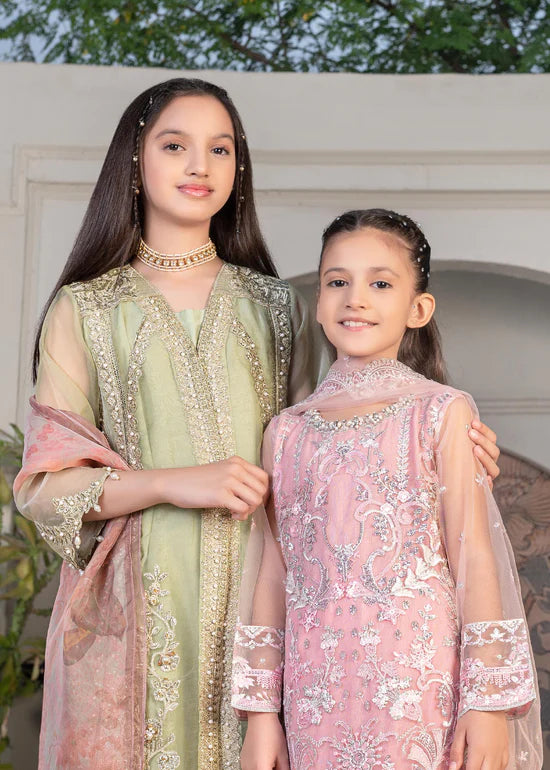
[316,291,335,324]
[141,153,167,196]
[221,161,236,194]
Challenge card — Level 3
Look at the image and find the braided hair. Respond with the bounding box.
[319,208,448,384]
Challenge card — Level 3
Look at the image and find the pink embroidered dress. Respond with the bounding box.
[232,358,542,770]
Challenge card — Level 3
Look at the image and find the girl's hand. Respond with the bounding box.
[449,710,509,770]
[469,420,500,487]
[161,457,268,520]
[240,712,290,770]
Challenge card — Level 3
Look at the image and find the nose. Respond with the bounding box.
[345,286,369,310]
[185,145,209,178]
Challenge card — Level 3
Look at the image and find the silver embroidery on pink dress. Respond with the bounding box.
[232,359,542,769]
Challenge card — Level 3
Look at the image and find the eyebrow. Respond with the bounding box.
[322,266,400,278]
[154,128,235,143]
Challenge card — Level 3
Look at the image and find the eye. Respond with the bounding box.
[372,280,391,289]
[212,146,230,155]
[164,142,184,152]
[327,279,347,288]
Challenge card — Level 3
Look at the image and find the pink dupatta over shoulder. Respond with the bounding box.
[13,398,147,770]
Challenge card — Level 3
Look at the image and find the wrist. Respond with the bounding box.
[246,711,281,722]
[151,467,178,506]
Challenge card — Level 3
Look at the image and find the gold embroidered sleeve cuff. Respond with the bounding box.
[36,467,118,569]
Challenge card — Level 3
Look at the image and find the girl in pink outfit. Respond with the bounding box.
[232,209,543,770]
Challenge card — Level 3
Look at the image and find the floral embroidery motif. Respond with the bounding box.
[325,720,396,769]
[39,468,112,569]
[459,619,535,716]
[144,566,181,770]
[232,623,284,711]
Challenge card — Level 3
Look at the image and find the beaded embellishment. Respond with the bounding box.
[305,396,415,432]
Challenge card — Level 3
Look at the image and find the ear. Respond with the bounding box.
[407,292,436,329]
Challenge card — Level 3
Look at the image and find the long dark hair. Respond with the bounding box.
[32,77,276,382]
[320,208,448,384]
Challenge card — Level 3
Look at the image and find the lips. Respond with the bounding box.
[340,319,376,329]
[178,184,213,197]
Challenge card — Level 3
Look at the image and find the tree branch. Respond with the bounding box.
[180,2,280,70]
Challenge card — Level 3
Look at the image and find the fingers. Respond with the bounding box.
[228,455,269,484]
[469,427,499,460]
[227,457,268,496]
[449,726,466,770]
[473,445,500,481]
[471,420,496,445]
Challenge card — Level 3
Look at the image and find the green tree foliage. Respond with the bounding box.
[0,0,549,73]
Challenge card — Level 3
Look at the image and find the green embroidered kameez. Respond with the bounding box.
[27,263,329,769]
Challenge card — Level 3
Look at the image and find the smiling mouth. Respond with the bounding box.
[340,320,377,328]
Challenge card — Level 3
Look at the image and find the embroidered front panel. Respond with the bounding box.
[270,397,464,769]
[135,292,232,769]
[196,292,243,768]
[38,468,112,569]
[144,566,181,770]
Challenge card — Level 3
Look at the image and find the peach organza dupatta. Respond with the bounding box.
[13,398,146,770]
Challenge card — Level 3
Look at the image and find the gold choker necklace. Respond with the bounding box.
[136,238,217,272]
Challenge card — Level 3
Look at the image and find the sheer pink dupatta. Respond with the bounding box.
[13,398,146,770]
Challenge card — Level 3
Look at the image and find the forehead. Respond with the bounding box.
[322,227,411,268]
[151,94,234,134]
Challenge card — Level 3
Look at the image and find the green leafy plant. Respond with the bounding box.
[0,426,60,768]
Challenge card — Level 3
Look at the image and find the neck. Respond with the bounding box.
[142,219,211,255]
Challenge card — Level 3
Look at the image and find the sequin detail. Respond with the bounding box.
[71,270,139,456]
[305,397,415,433]
[231,317,275,427]
[38,468,112,569]
[225,266,292,414]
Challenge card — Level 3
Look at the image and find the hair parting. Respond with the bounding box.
[32,78,276,382]
[319,208,448,384]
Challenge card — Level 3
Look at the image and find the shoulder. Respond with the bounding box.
[424,387,478,444]
[67,265,139,316]
[223,265,292,309]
